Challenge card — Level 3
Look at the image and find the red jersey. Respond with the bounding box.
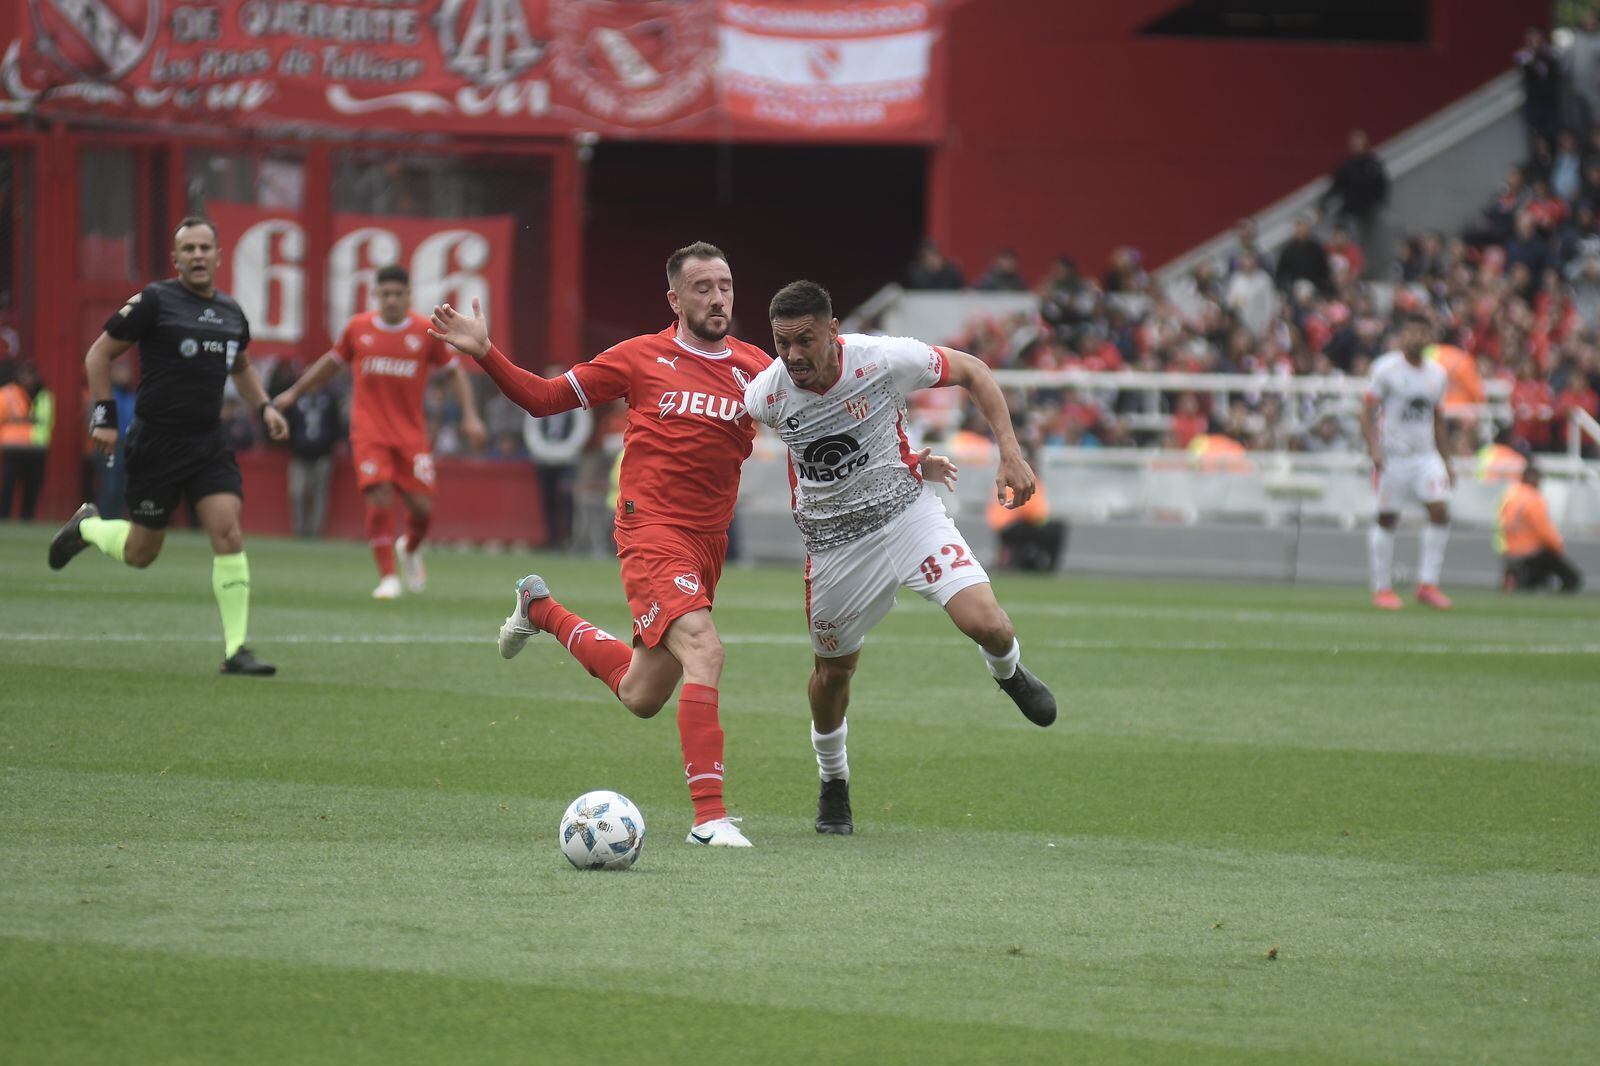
[334,310,454,448]
[569,327,770,532]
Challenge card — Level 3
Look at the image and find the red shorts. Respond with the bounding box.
[615,523,729,648]
[353,439,436,496]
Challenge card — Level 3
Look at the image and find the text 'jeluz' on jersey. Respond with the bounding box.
[363,356,422,378]
[657,391,744,421]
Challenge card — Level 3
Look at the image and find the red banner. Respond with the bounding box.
[719,2,940,133]
[208,201,513,360]
[1,1,943,140]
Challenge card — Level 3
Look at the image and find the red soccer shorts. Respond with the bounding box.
[353,439,436,496]
[615,523,729,648]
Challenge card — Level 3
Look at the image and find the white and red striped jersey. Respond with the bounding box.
[744,333,950,552]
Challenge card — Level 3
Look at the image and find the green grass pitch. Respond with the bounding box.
[2,522,1596,1063]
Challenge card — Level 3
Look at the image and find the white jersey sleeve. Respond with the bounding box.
[742,360,787,428]
[882,335,950,397]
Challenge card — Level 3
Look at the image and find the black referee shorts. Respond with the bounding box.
[123,419,244,529]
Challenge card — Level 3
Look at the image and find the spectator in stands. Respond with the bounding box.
[1319,129,1389,271]
[1467,166,1528,247]
[272,361,343,539]
[904,238,965,290]
[0,360,52,520]
[1165,392,1209,449]
[1038,256,1098,343]
[1555,356,1599,456]
[1228,218,1274,276]
[1511,358,1558,452]
[219,395,256,453]
[1276,214,1332,294]
[1326,224,1366,283]
[1299,408,1356,453]
[1224,251,1277,339]
[972,248,1028,291]
[1551,129,1584,203]
[1498,465,1583,592]
[1504,212,1552,284]
[1516,26,1563,157]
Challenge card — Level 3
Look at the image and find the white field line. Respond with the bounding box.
[3,631,1597,656]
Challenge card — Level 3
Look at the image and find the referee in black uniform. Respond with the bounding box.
[49,216,288,676]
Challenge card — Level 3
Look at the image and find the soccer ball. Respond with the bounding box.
[559,791,645,870]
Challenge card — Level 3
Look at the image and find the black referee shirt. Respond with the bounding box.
[105,279,252,433]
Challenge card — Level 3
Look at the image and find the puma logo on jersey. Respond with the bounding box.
[658,391,744,421]
[656,356,679,369]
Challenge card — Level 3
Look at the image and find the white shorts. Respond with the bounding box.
[1377,453,1450,514]
[804,487,990,658]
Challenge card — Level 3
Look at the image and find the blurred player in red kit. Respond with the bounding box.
[275,265,486,598]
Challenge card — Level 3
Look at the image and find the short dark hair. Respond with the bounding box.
[666,241,728,287]
[1402,310,1433,328]
[174,215,218,243]
[769,280,833,322]
[374,265,409,287]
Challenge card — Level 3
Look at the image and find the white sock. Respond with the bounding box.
[1419,523,1450,585]
[1368,525,1396,592]
[812,719,849,782]
[982,638,1021,680]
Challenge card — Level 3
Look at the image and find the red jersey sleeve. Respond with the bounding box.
[480,344,581,416]
[332,319,358,364]
[566,343,636,409]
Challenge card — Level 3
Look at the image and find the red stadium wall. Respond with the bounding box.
[234,454,547,545]
[930,0,1549,282]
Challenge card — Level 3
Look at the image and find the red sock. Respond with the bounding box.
[532,597,632,695]
[365,504,396,577]
[678,683,726,825]
[405,509,432,551]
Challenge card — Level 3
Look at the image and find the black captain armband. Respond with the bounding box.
[90,399,117,431]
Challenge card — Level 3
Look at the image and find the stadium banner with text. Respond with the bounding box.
[718,1,941,135]
[208,201,512,361]
[0,1,943,140]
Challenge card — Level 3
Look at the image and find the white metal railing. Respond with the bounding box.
[1569,406,1600,458]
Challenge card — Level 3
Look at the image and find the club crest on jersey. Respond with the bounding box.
[845,397,870,421]
[731,367,750,390]
[657,390,743,421]
[674,573,700,596]
[405,334,423,352]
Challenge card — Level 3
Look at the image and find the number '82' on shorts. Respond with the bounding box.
[804,487,990,658]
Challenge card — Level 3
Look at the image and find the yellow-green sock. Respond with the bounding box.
[212,552,251,658]
[79,516,130,563]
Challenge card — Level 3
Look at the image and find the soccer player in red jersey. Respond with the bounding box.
[274,265,486,599]
[428,242,768,847]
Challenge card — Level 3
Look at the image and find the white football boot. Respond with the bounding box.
[372,574,403,600]
[499,573,549,659]
[395,534,427,593]
[686,817,753,847]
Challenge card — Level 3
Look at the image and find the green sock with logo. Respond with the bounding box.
[212,552,251,658]
[79,516,130,563]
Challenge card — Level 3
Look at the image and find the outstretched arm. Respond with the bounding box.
[271,351,342,410]
[449,362,488,450]
[938,347,1035,507]
[430,298,580,417]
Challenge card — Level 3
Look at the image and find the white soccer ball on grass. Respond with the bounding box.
[559,790,645,870]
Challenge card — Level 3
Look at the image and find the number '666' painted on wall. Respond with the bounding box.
[210,200,513,354]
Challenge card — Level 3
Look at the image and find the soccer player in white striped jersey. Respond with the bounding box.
[743,280,1057,837]
[1361,311,1455,610]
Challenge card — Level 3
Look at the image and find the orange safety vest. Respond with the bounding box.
[0,383,33,447]
[1428,344,1485,411]
[1496,481,1563,556]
